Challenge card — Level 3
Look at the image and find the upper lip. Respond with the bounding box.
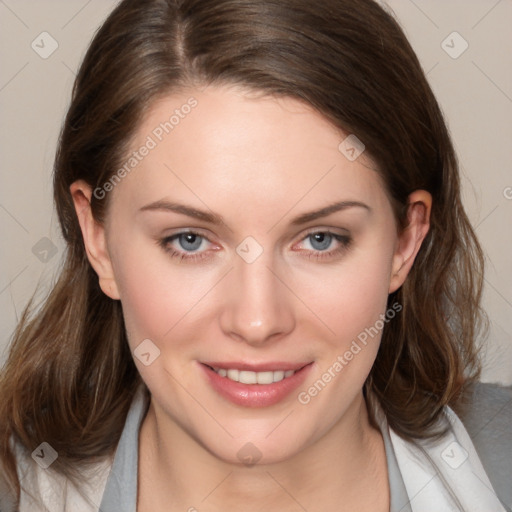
[201,361,312,372]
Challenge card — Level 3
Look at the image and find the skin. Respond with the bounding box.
[71,84,431,512]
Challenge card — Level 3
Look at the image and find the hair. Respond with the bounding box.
[0,0,486,502]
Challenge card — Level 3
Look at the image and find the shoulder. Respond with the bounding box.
[385,389,509,512]
[5,439,112,512]
[455,382,512,512]
[2,386,148,512]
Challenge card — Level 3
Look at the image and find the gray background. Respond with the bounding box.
[1,0,511,384]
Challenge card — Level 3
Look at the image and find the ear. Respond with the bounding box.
[70,180,120,300]
[388,190,432,293]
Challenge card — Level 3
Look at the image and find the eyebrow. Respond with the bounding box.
[138,199,371,226]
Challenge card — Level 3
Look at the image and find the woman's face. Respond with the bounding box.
[76,85,423,465]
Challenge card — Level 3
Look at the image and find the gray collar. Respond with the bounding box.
[99,387,410,512]
[99,386,149,512]
[379,412,413,512]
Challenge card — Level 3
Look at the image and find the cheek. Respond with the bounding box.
[109,234,212,349]
[301,237,396,401]
[294,244,396,415]
[303,239,395,345]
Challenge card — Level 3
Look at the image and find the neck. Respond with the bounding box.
[137,393,389,512]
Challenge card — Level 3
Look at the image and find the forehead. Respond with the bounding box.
[109,85,390,219]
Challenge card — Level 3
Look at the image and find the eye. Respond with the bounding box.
[159,229,351,263]
[295,230,352,260]
[159,231,214,262]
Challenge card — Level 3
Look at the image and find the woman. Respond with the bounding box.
[0,0,506,510]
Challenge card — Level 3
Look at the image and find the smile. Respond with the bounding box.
[200,361,314,407]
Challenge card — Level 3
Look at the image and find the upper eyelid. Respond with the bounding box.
[299,226,350,237]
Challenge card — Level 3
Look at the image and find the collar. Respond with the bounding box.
[99,385,149,512]
[99,387,410,512]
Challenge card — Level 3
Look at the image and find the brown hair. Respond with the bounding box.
[0,0,485,502]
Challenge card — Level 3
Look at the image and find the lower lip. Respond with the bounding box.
[199,362,313,408]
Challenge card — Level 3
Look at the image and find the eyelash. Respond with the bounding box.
[158,229,352,263]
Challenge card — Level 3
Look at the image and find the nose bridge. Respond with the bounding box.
[219,244,295,344]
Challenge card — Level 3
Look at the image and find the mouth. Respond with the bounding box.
[199,361,314,407]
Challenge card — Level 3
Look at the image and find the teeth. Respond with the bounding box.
[213,368,296,384]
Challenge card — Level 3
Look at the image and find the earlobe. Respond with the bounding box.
[388,190,432,293]
[70,180,121,300]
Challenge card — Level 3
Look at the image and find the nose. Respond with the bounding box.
[218,250,296,347]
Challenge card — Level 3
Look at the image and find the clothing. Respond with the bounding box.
[4,385,507,512]
[455,382,512,507]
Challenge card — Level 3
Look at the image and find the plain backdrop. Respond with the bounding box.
[1,0,511,384]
